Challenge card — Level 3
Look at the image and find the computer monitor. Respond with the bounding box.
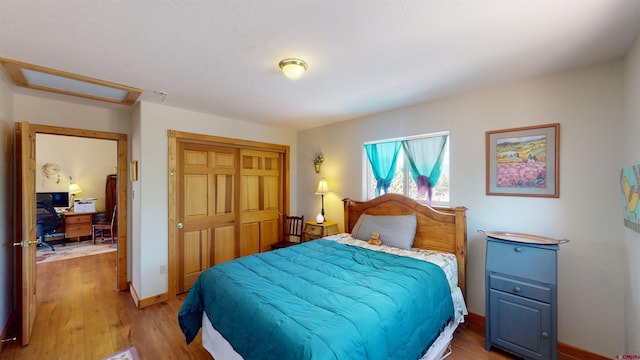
[36,192,70,208]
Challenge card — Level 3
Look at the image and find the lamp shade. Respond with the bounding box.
[69,182,82,195]
[315,178,330,195]
[69,177,82,195]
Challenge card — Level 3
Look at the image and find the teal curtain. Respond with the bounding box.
[402,135,448,204]
[364,142,401,196]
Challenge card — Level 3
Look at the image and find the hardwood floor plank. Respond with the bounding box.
[1,251,516,360]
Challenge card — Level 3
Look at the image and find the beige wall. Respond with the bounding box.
[622,34,640,355]
[130,104,142,297]
[13,94,131,134]
[298,60,627,357]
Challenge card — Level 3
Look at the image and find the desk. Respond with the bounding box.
[64,211,95,240]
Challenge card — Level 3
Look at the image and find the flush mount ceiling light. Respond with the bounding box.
[278,58,308,80]
[0,57,141,105]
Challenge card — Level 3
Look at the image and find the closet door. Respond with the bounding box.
[177,143,238,293]
[239,149,283,256]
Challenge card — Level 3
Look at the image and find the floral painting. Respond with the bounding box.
[620,164,640,233]
[495,135,547,188]
[486,124,559,197]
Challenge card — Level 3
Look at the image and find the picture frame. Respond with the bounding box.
[486,123,559,197]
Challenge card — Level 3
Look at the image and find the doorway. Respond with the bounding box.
[16,122,129,345]
[35,134,118,263]
[31,123,128,290]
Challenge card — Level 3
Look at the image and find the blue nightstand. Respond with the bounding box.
[485,234,561,360]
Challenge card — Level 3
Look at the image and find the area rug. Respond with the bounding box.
[36,240,116,264]
[101,346,140,360]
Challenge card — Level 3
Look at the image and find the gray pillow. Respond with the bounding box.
[351,213,417,250]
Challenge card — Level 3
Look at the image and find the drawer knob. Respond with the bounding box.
[514,247,522,252]
[513,287,521,293]
[541,332,549,338]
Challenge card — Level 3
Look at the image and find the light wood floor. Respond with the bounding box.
[1,251,516,360]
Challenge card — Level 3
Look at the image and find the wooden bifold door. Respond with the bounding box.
[173,132,288,294]
[239,149,282,256]
[177,143,238,293]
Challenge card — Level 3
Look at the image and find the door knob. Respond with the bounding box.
[13,239,38,247]
[177,223,184,229]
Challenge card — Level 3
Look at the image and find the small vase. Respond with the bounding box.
[314,163,321,173]
[316,213,324,224]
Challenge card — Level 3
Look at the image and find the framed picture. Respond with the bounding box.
[486,123,559,197]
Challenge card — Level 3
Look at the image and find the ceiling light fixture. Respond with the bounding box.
[278,58,308,80]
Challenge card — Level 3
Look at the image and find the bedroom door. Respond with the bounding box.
[239,149,283,255]
[177,142,238,293]
[15,121,37,345]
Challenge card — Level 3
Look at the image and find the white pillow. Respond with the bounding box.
[351,213,417,250]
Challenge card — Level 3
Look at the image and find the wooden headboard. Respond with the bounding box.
[343,193,468,298]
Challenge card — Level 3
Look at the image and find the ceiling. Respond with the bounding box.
[1,1,639,131]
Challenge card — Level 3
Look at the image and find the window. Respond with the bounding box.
[365,132,449,205]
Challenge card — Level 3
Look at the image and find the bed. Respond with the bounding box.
[179,193,468,359]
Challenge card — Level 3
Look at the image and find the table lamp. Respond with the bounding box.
[69,177,82,209]
[315,178,330,223]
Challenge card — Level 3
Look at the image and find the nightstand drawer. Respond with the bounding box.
[489,273,552,303]
[486,239,556,283]
[302,221,339,242]
[305,225,323,236]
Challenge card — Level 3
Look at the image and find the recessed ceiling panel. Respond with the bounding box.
[0,57,141,105]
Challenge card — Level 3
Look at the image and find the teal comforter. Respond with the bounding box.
[179,239,453,360]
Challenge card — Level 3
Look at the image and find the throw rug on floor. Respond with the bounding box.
[101,346,140,360]
[36,240,116,264]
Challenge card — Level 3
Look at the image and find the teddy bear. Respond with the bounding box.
[367,232,382,246]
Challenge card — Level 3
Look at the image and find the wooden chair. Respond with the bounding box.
[93,205,117,245]
[271,215,304,250]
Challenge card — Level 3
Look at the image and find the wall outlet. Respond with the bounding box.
[160,265,167,274]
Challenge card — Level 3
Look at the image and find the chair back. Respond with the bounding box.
[36,193,61,229]
[36,193,56,217]
[283,215,304,242]
[110,205,118,226]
